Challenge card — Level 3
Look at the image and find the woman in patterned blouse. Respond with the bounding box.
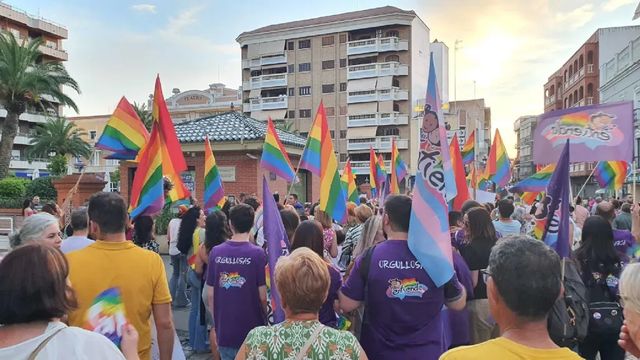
[236,247,366,360]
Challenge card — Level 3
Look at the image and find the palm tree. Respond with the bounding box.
[27,117,92,162]
[275,120,297,134]
[133,101,153,132]
[0,32,80,178]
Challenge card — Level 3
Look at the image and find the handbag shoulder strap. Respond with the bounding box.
[27,327,66,360]
[294,323,325,360]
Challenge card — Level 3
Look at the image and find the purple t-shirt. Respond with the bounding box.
[319,264,342,327]
[341,240,463,360]
[613,229,635,260]
[206,241,267,348]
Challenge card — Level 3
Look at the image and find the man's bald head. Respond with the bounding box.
[595,201,615,222]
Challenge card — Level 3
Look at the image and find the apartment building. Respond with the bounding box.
[0,2,68,178]
[236,6,429,183]
[157,83,242,123]
[443,99,492,165]
[543,26,640,195]
[513,115,538,182]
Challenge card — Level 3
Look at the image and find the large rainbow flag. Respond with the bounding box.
[390,138,408,194]
[376,154,387,190]
[461,130,475,165]
[509,164,556,193]
[340,159,360,204]
[96,97,149,160]
[487,129,511,187]
[594,161,628,190]
[128,121,164,219]
[450,133,470,211]
[299,102,347,223]
[204,136,226,212]
[152,75,190,203]
[260,117,296,182]
[84,287,127,347]
[369,147,378,196]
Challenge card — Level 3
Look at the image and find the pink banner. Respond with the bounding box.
[533,102,634,163]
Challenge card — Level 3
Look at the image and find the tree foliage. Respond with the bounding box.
[46,154,68,177]
[27,117,92,160]
[133,101,153,132]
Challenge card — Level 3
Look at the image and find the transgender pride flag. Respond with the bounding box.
[408,53,455,287]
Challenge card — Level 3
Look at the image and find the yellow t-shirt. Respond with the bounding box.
[66,240,172,360]
[440,337,584,360]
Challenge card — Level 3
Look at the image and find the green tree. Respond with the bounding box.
[27,117,92,161]
[133,101,153,132]
[0,32,80,178]
[275,120,297,134]
[46,154,68,176]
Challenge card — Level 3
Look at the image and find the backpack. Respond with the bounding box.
[548,259,589,347]
[585,267,624,336]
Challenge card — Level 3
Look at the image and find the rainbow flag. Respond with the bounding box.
[390,138,408,194]
[84,287,127,347]
[509,164,556,193]
[376,154,387,190]
[261,117,296,182]
[341,159,360,204]
[461,130,475,165]
[301,102,347,223]
[450,134,470,211]
[408,52,454,287]
[521,192,540,205]
[369,147,378,195]
[152,75,190,203]
[128,123,164,219]
[467,164,477,188]
[96,96,149,160]
[204,136,226,212]
[487,129,511,187]
[594,161,628,190]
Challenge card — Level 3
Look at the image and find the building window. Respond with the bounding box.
[286,41,294,50]
[89,130,97,140]
[339,105,347,115]
[298,39,311,49]
[299,86,311,96]
[299,63,311,72]
[340,130,347,139]
[288,64,294,73]
[385,30,399,38]
[288,110,296,118]
[322,60,335,70]
[330,130,335,139]
[385,54,400,62]
[339,34,347,43]
[322,84,335,93]
[300,132,309,138]
[339,82,347,92]
[326,107,335,116]
[322,36,335,46]
[92,150,101,166]
[288,87,295,96]
[339,58,347,68]
[340,153,348,162]
[299,109,311,118]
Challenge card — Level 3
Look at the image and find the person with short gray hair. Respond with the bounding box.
[60,207,94,254]
[619,263,640,357]
[9,212,61,249]
[441,236,581,359]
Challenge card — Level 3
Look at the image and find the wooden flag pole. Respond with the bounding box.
[285,153,305,202]
[576,161,599,198]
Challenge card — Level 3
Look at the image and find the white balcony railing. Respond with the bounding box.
[347,136,409,151]
[586,97,594,105]
[545,95,556,105]
[350,160,393,175]
[9,158,48,170]
[0,109,49,123]
[347,62,408,80]
[347,88,409,103]
[246,96,288,111]
[38,44,68,60]
[346,36,409,55]
[242,53,287,69]
[587,64,594,73]
[243,74,287,90]
[347,112,409,127]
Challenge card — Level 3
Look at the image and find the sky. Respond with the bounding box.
[10,0,640,156]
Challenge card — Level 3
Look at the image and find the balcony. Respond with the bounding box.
[347,112,409,127]
[242,74,287,90]
[347,136,409,152]
[586,97,594,105]
[9,157,48,170]
[346,37,409,55]
[0,109,50,123]
[347,62,408,80]
[38,45,68,61]
[545,95,556,105]
[244,96,288,112]
[242,54,287,69]
[348,88,408,103]
[587,64,594,73]
[350,160,392,175]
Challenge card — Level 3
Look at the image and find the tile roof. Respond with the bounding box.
[174,111,306,148]
[238,6,415,37]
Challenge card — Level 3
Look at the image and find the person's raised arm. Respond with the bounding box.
[152,303,174,360]
[329,229,338,258]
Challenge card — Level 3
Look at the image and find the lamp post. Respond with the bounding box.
[453,39,463,116]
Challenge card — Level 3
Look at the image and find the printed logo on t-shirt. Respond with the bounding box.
[219,272,246,289]
[386,278,428,300]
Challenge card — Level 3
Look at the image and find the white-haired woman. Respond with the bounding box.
[618,262,640,357]
[10,212,62,249]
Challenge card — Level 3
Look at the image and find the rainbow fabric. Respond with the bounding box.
[96,96,149,160]
[594,161,628,190]
[509,164,556,193]
[84,287,127,346]
[461,130,475,165]
[300,102,347,223]
[128,120,164,219]
[390,138,408,194]
[450,134,470,211]
[260,117,296,182]
[376,154,387,190]
[204,136,226,212]
[152,75,190,203]
[558,112,590,127]
[521,192,540,205]
[466,164,477,188]
[533,218,546,240]
[340,159,360,204]
[487,129,511,187]
[369,147,378,195]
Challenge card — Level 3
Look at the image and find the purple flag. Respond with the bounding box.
[541,140,570,258]
[262,177,290,324]
[533,102,633,163]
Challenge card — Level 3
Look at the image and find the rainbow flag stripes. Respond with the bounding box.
[128,123,164,219]
[260,117,296,182]
[95,97,149,160]
[204,136,226,212]
[487,129,511,187]
[84,287,127,346]
[461,130,475,165]
[299,112,322,175]
[340,159,360,204]
[376,154,387,189]
[509,164,556,193]
[369,147,378,194]
[390,138,408,194]
[594,161,628,190]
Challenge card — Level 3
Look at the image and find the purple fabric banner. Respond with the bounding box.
[542,140,571,258]
[533,102,633,163]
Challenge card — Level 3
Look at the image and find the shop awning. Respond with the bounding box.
[347,78,377,92]
[346,126,378,139]
[348,102,377,115]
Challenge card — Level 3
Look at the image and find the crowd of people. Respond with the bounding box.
[2,190,640,360]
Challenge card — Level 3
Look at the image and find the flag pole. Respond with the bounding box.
[633,161,637,203]
[285,154,305,201]
[576,161,599,198]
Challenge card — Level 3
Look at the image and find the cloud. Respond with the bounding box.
[554,4,595,29]
[131,4,157,14]
[166,6,204,33]
[602,0,636,12]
